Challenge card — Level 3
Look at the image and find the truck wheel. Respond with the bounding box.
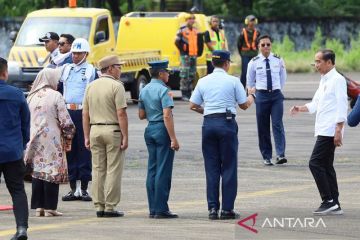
[131,74,148,103]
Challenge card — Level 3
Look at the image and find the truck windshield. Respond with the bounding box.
[16,17,91,46]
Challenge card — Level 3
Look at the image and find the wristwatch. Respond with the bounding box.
[251,93,256,99]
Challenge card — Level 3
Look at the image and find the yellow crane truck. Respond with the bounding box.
[8,5,237,99]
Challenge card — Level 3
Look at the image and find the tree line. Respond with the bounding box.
[1,0,360,18]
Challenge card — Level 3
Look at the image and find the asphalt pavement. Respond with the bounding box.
[1,72,359,240]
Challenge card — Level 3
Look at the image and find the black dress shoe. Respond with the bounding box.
[220,210,240,220]
[208,208,219,220]
[81,190,92,201]
[104,210,124,217]
[154,211,178,219]
[62,190,80,201]
[11,226,27,240]
[96,211,104,217]
[149,212,155,218]
[276,156,287,164]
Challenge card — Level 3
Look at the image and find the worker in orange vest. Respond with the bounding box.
[237,15,260,88]
[204,15,227,74]
[175,13,202,101]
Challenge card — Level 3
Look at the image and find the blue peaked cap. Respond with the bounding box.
[212,50,232,62]
[148,60,171,70]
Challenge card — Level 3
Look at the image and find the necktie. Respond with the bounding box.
[265,58,272,91]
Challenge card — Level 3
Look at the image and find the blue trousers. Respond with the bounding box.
[144,122,175,214]
[240,55,253,88]
[67,110,92,182]
[202,117,238,211]
[255,90,286,160]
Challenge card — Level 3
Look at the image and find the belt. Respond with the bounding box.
[66,103,83,110]
[204,113,235,118]
[148,120,164,123]
[90,123,118,126]
[256,89,280,93]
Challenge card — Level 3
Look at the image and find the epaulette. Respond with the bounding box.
[251,56,260,61]
[273,54,281,59]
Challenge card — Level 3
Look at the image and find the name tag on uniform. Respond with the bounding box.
[256,67,263,70]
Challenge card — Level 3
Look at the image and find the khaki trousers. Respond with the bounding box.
[90,125,125,212]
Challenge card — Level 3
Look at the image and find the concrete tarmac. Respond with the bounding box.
[1,72,359,240]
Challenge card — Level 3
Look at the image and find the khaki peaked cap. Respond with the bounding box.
[98,55,125,70]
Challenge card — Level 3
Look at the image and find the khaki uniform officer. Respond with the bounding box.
[82,55,128,218]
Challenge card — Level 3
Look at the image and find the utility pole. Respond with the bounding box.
[160,0,166,11]
[128,0,134,12]
[192,0,203,12]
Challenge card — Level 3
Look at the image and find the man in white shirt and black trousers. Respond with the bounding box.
[290,49,347,216]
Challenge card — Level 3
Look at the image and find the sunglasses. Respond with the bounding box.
[58,42,68,46]
[261,43,271,47]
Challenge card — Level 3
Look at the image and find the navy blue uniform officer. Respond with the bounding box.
[138,60,180,219]
[247,34,287,166]
[189,50,256,220]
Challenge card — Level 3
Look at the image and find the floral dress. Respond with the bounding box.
[24,88,75,184]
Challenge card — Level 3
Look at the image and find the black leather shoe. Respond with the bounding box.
[81,190,92,201]
[208,208,219,220]
[62,190,80,201]
[96,211,104,217]
[103,210,124,217]
[276,156,287,164]
[220,210,240,220]
[149,212,155,218]
[11,226,27,240]
[154,211,178,219]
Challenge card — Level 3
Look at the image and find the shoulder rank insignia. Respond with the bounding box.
[252,56,260,61]
[273,54,281,59]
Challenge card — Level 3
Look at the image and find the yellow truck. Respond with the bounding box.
[8,6,237,99]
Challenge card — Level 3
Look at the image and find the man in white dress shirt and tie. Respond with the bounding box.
[290,49,347,216]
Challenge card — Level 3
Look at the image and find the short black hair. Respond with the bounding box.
[60,34,75,44]
[318,49,335,65]
[150,68,161,78]
[212,59,228,68]
[0,57,7,75]
[257,34,272,45]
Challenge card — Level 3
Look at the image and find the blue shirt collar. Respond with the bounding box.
[0,79,6,84]
[151,78,167,86]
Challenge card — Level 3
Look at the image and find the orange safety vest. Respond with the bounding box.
[241,28,258,51]
[206,29,226,60]
[181,27,198,56]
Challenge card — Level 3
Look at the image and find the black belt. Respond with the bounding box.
[257,89,280,93]
[149,120,164,123]
[204,113,235,118]
[90,123,118,126]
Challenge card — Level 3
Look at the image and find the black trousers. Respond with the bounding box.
[309,136,339,205]
[31,178,59,210]
[0,159,29,228]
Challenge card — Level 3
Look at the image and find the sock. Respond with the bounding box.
[81,180,88,191]
[70,180,76,191]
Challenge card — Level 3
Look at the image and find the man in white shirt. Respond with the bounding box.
[290,49,347,216]
[39,32,60,68]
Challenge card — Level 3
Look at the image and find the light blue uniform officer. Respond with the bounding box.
[246,34,287,166]
[138,60,180,219]
[60,38,97,201]
[190,50,255,220]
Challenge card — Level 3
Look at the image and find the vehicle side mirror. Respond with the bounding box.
[95,31,106,44]
[9,31,18,42]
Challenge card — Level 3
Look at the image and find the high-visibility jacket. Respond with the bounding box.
[241,28,258,51]
[206,28,226,60]
[179,26,198,56]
